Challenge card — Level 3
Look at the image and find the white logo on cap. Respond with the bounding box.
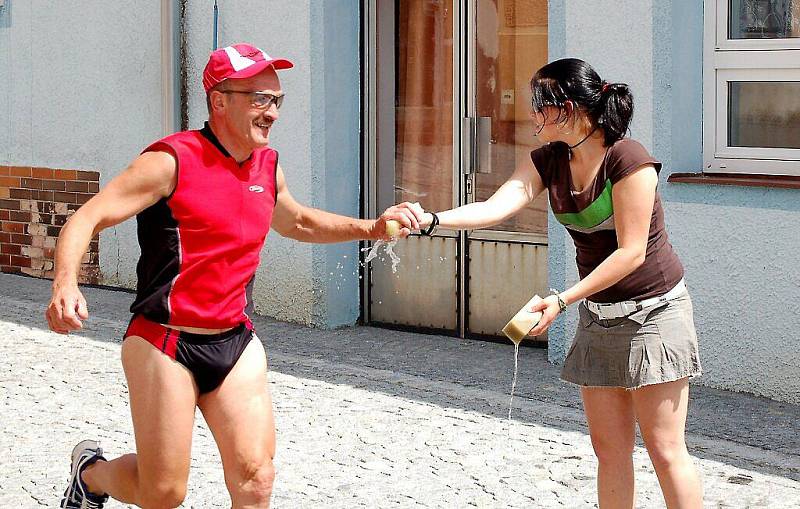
[224,46,257,71]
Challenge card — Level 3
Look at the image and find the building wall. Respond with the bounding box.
[4,0,796,402]
[0,0,164,287]
[183,0,361,328]
[548,0,800,404]
[656,0,800,404]
[1,0,361,328]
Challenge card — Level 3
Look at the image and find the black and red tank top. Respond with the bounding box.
[130,122,278,328]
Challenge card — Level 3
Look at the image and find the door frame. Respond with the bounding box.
[361,0,468,334]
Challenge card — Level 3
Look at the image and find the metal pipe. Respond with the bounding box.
[213,0,219,50]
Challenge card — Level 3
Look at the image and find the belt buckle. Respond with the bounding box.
[597,303,618,320]
[599,301,635,320]
[622,301,638,316]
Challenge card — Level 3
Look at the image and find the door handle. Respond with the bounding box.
[476,116,492,174]
[462,117,475,175]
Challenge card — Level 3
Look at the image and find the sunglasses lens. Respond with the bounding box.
[254,94,283,109]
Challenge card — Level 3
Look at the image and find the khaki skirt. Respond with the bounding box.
[561,291,702,389]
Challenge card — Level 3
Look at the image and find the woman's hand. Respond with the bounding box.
[371,202,426,240]
[527,294,562,337]
[418,212,434,230]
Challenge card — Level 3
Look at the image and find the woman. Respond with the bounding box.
[402,58,703,508]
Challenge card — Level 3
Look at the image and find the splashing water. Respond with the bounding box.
[384,240,400,273]
[361,238,401,273]
[508,343,520,420]
[361,240,384,265]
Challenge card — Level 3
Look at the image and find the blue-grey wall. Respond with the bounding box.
[547,0,658,365]
[184,0,361,328]
[5,0,797,401]
[547,0,800,404]
[658,1,800,404]
[0,0,164,288]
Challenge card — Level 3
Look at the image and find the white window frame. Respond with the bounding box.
[703,0,800,176]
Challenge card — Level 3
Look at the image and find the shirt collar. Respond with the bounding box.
[200,121,233,159]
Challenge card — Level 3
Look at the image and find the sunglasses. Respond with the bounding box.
[222,90,285,110]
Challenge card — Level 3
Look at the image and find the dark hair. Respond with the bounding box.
[530,58,633,146]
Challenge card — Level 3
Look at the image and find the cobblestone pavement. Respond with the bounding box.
[1,273,798,508]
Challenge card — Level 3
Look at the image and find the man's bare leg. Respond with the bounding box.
[81,336,198,508]
[198,337,276,509]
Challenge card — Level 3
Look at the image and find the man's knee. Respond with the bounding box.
[138,482,188,509]
[230,459,276,503]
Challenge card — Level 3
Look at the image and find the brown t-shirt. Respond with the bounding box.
[531,138,684,303]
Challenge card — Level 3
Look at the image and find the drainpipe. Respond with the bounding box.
[213,0,219,50]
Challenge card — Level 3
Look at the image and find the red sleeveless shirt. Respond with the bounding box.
[130,123,278,328]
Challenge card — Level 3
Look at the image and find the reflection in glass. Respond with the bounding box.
[728,81,800,149]
[394,0,454,214]
[729,0,800,39]
[474,0,549,235]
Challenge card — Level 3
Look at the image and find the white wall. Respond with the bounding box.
[0,0,165,287]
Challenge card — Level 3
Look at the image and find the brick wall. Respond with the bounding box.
[0,166,100,284]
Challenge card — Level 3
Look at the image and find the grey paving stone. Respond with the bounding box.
[0,273,798,508]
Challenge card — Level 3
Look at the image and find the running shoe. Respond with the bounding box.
[60,439,109,508]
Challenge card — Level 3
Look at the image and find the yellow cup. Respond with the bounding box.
[385,220,402,238]
[501,294,543,344]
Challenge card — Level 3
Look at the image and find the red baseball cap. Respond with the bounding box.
[202,43,293,93]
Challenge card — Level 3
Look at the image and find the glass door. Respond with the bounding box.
[364,0,550,341]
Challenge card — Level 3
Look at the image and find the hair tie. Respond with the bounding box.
[601,82,610,94]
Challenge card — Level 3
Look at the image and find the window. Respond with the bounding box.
[703,0,800,176]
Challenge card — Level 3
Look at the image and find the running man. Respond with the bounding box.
[46,43,422,508]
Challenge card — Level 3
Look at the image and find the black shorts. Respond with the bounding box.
[124,315,254,394]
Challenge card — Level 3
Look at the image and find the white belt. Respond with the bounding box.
[585,279,687,320]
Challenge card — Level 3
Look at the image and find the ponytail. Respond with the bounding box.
[599,82,634,146]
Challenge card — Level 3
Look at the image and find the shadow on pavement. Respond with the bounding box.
[2,272,798,482]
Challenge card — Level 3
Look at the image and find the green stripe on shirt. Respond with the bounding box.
[554,179,614,229]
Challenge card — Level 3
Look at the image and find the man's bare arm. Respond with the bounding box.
[46,150,177,333]
[270,165,422,242]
